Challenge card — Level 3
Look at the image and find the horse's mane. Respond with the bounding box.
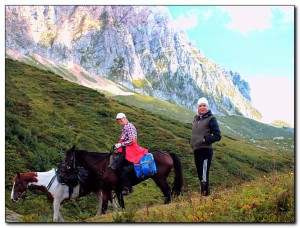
[73,149,111,167]
[22,172,37,177]
[69,149,110,171]
[75,149,110,157]
[13,172,38,183]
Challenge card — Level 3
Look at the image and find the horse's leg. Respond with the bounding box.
[94,190,103,216]
[58,207,65,222]
[101,190,110,214]
[152,177,172,204]
[116,191,125,209]
[110,192,118,212]
[53,199,63,222]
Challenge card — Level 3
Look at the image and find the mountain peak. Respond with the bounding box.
[5,5,261,120]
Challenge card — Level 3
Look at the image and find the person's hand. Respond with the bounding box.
[115,143,122,149]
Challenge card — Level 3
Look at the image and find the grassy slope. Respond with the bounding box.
[112,94,294,140]
[5,59,294,222]
[88,173,294,223]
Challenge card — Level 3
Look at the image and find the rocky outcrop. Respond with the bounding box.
[5,5,262,120]
[5,207,22,222]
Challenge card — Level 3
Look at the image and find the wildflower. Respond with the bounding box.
[198,205,205,210]
[242,204,252,210]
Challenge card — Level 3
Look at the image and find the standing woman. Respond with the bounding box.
[190,97,221,196]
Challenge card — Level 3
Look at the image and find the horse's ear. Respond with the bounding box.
[67,145,76,154]
[16,172,21,178]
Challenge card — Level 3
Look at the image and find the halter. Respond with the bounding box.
[63,150,77,170]
[18,171,58,204]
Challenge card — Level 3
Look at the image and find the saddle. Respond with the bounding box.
[57,166,89,199]
[58,166,89,187]
[109,154,132,172]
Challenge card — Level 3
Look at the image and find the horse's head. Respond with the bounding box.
[61,145,110,179]
[62,145,77,165]
[59,145,77,178]
[11,172,29,202]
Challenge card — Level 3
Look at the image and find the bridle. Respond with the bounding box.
[61,150,77,171]
[64,147,115,178]
[14,173,57,204]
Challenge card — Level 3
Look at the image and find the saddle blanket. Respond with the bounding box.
[134,153,157,179]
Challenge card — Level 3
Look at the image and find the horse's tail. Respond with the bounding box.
[170,153,183,196]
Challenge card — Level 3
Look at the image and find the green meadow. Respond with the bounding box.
[5,59,294,222]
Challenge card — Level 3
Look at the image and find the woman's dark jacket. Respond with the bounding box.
[190,110,221,150]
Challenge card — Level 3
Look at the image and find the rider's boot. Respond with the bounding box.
[200,181,210,196]
[121,171,133,195]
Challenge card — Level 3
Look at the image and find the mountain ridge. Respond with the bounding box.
[5,5,262,120]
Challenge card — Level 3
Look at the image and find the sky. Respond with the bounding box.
[165,5,294,125]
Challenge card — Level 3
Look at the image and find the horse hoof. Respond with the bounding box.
[164,199,171,204]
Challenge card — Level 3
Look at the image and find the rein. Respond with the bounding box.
[20,190,38,204]
[19,170,58,203]
[20,190,28,204]
[95,147,116,177]
[69,147,114,178]
[20,185,46,204]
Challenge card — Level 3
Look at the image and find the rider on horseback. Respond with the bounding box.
[114,113,148,195]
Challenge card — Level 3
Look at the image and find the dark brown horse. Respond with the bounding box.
[63,146,183,213]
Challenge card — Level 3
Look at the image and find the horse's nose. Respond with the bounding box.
[11,194,19,202]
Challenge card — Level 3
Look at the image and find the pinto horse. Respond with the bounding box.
[63,146,184,212]
[10,168,117,221]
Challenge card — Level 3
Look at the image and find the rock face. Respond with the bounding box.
[5,207,22,222]
[5,5,262,120]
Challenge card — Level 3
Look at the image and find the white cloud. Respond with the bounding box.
[171,9,212,31]
[173,14,199,30]
[220,6,273,36]
[246,76,294,125]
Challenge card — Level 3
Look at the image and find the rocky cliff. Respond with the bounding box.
[5,5,262,120]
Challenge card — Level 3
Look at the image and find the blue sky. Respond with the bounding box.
[165,5,294,125]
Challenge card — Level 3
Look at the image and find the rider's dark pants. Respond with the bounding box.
[114,151,131,190]
[193,148,213,196]
[115,151,126,171]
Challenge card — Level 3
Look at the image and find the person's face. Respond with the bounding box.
[116,117,127,126]
[198,104,208,114]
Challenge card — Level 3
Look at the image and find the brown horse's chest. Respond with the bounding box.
[96,165,119,190]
